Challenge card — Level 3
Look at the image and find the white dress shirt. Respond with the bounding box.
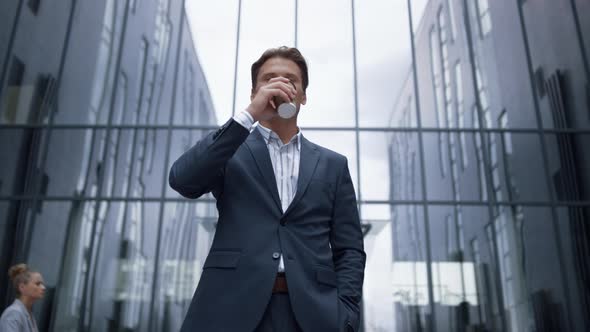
[233,110,301,272]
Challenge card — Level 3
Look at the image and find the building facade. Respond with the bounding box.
[0,0,217,331]
[389,0,590,331]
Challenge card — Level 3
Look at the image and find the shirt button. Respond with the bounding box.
[272,252,280,259]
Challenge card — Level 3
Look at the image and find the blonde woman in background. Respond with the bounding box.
[0,264,45,332]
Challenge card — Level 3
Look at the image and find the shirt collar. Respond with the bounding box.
[14,298,27,312]
[256,124,302,150]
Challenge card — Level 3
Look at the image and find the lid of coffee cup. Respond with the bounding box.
[278,102,296,119]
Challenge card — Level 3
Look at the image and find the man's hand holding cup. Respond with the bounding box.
[247,77,297,122]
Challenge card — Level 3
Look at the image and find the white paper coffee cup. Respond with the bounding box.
[278,102,297,119]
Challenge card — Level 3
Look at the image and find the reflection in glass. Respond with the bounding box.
[0,0,218,330]
[393,261,477,307]
[1,0,589,331]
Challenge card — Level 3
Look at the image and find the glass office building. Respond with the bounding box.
[1,0,589,331]
[0,1,217,331]
[389,0,590,331]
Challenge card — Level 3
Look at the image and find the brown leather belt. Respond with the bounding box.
[272,273,288,293]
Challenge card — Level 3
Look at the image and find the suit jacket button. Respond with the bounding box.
[272,252,280,259]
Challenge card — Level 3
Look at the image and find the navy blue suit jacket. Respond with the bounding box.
[169,119,366,332]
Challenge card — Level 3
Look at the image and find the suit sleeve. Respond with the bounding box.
[330,158,366,331]
[169,118,250,199]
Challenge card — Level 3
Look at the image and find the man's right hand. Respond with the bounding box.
[246,77,297,122]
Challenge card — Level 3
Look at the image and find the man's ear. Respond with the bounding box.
[300,93,307,105]
[250,88,255,101]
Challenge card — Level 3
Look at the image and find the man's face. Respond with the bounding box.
[253,57,307,110]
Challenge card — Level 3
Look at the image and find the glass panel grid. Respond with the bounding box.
[2,0,590,331]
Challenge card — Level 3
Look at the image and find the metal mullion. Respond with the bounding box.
[281,127,590,134]
[14,0,79,263]
[407,1,437,330]
[350,3,366,330]
[2,195,590,206]
[78,1,132,329]
[8,0,79,320]
[230,0,242,117]
[359,199,590,207]
[440,3,468,306]
[568,0,590,84]
[0,124,218,129]
[118,37,150,242]
[0,0,25,307]
[86,72,131,328]
[148,2,186,330]
[0,0,24,99]
[438,4,452,179]
[444,4,469,305]
[3,123,590,134]
[0,196,206,202]
[46,3,85,326]
[516,2,576,330]
[101,38,147,332]
[350,0,362,224]
[462,1,507,330]
[294,0,298,48]
[14,109,45,261]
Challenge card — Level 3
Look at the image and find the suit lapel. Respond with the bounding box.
[245,130,282,212]
[284,136,320,217]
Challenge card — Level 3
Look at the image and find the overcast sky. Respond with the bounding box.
[185,1,428,330]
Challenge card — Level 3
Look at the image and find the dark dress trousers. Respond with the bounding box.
[169,119,366,332]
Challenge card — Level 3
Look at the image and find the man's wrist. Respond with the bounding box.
[244,105,260,122]
[233,109,255,130]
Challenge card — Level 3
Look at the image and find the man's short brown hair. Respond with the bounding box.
[251,46,309,93]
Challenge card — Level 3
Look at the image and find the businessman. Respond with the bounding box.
[169,46,366,332]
